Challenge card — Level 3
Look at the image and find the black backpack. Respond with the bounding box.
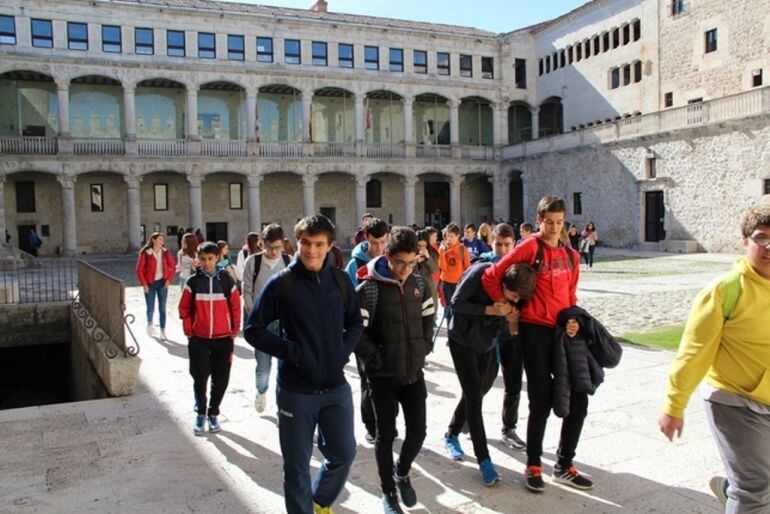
[251,252,292,291]
[532,237,575,272]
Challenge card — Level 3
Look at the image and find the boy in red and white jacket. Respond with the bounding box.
[179,242,241,436]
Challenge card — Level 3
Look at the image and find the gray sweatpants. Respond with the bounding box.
[705,400,770,514]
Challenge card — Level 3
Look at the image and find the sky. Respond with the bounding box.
[224,0,590,33]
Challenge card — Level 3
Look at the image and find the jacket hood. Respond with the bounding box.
[361,255,402,287]
[351,241,372,263]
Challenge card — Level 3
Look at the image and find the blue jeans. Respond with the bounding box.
[254,321,279,394]
[277,382,356,514]
[145,278,168,329]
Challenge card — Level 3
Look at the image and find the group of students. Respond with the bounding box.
[134,194,769,514]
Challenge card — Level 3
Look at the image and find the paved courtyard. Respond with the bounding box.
[0,249,740,513]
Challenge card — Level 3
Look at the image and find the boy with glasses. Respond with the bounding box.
[355,227,435,514]
[659,200,770,512]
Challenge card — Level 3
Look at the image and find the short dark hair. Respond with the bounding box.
[520,222,534,233]
[464,223,477,232]
[197,241,219,257]
[216,240,228,251]
[425,226,438,237]
[365,218,389,239]
[741,199,770,238]
[536,195,567,219]
[294,214,336,243]
[416,229,430,243]
[445,222,461,236]
[494,223,515,240]
[386,226,418,255]
[502,263,537,300]
[261,223,285,243]
[245,232,260,254]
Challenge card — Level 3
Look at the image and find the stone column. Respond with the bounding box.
[302,175,317,216]
[0,177,6,243]
[531,107,540,140]
[302,91,312,143]
[354,93,365,144]
[125,176,142,251]
[56,80,70,138]
[57,176,77,256]
[188,175,203,232]
[403,96,414,145]
[495,102,509,147]
[247,174,262,232]
[186,86,199,139]
[403,175,418,227]
[450,98,460,146]
[493,172,511,221]
[450,174,463,224]
[246,90,257,141]
[123,84,136,141]
[355,175,368,226]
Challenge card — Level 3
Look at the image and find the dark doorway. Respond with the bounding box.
[320,207,336,225]
[205,222,228,243]
[424,181,449,229]
[509,174,523,222]
[17,224,37,254]
[645,191,665,242]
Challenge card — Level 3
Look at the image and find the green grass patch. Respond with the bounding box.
[619,325,685,350]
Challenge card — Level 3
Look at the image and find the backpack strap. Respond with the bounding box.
[721,270,742,321]
[251,252,264,291]
[281,253,291,266]
[532,237,575,271]
[331,267,351,311]
[275,267,350,327]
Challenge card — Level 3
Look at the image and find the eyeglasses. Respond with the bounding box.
[391,257,418,269]
[264,244,283,251]
[749,234,770,250]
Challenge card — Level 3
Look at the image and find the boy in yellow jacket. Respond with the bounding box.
[659,199,770,512]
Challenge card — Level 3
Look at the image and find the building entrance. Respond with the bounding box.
[644,191,665,242]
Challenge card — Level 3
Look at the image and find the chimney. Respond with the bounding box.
[310,0,328,12]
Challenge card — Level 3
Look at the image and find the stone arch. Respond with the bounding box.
[135,79,187,139]
[69,75,124,139]
[459,96,493,147]
[414,93,450,145]
[259,84,303,142]
[364,90,405,145]
[539,96,564,137]
[199,81,247,140]
[312,87,355,144]
[0,70,57,137]
[508,101,533,144]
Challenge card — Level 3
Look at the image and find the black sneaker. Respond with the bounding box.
[381,491,404,514]
[394,470,417,507]
[365,431,376,444]
[501,429,526,450]
[525,465,545,492]
[552,464,594,490]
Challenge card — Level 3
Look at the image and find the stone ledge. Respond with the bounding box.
[660,240,700,253]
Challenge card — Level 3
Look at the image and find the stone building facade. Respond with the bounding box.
[0,0,767,255]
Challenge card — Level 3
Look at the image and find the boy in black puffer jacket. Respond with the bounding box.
[355,226,435,514]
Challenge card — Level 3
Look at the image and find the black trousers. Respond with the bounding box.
[356,357,376,435]
[370,378,427,494]
[499,335,523,433]
[447,340,495,463]
[189,336,234,417]
[519,322,588,467]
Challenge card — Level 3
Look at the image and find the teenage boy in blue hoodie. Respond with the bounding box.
[245,215,364,514]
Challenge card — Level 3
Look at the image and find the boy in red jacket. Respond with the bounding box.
[179,242,241,436]
[481,195,589,493]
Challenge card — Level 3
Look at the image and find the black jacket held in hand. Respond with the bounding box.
[552,306,622,417]
[243,254,363,393]
[355,256,436,384]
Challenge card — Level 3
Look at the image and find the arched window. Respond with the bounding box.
[539,97,563,138]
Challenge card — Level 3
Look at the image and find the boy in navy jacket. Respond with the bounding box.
[178,242,241,436]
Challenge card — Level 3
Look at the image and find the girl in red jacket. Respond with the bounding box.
[135,232,176,338]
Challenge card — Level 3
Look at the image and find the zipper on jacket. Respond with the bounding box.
[398,281,414,384]
[209,275,214,339]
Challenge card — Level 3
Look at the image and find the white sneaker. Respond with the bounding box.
[146,324,156,336]
[254,392,267,413]
[159,329,167,340]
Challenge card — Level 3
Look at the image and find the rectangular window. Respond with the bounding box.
[257,37,273,62]
[284,39,301,64]
[338,43,353,68]
[15,181,35,213]
[481,56,494,79]
[612,28,620,48]
[312,41,327,66]
[135,27,154,55]
[31,19,53,48]
[459,54,472,77]
[538,58,543,76]
[573,192,582,215]
[545,55,551,73]
[364,46,379,70]
[90,184,104,212]
[0,15,16,45]
[752,69,763,87]
[413,50,427,74]
[633,19,641,41]
[559,50,566,68]
[154,184,168,211]
[646,157,657,179]
[568,47,574,64]
[514,58,526,88]
[634,60,642,82]
[575,44,582,61]
[584,40,591,58]
[764,179,770,195]
[67,22,88,51]
[688,97,703,104]
[705,29,718,53]
[366,179,382,208]
[602,32,610,52]
[437,52,450,75]
[229,183,242,210]
[102,25,121,53]
[623,24,630,45]
[228,34,244,61]
[664,92,673,107]
[167,30,185,57]
[389,48,403,72]
[593,36,600,55]
[197,32,215,58]
[610,68,620,89]
[552,52,558,69]
[672,0,684,15]
[623,64,631,85]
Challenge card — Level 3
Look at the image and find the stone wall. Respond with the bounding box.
[0,302,70,348]
[3,172,63,256]
[74,172,129,253]
[511,118,770,251]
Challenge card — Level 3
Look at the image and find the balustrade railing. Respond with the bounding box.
[73,138,124,155]
[200,139,247,157]
[137,139,188,156]
[365,143,405,158]
[461,145,496,160]
[258,141,304,157]
[415,144,452,159]
[314,142,355,157]
[0,136,57,155]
